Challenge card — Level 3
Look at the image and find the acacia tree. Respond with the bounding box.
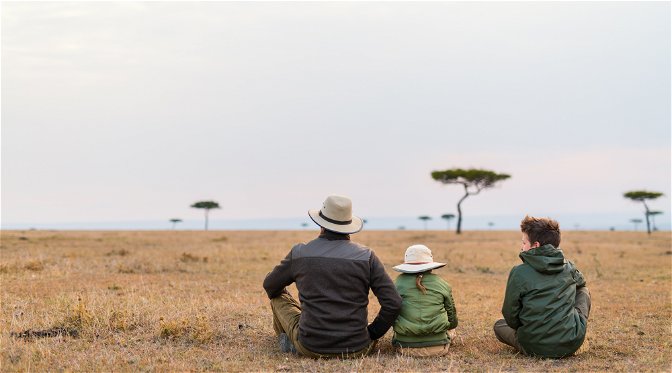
[647,211,663,231]
[418,216,432,230]
[441,214,455,230]
[623,190,663,235]
[191,200,220,231]
[431,168,510,234]
[630,218,642,231]
[169,218,183,230]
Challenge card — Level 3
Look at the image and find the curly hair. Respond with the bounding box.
[520,215,561,248]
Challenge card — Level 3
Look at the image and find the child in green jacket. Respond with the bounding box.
[392,244,458,357]
[494,216,591,358]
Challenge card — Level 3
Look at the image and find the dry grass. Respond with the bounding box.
[1,229,670,372]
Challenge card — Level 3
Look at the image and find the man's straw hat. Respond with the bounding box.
[308,195,363,234]
[393,244,446,274]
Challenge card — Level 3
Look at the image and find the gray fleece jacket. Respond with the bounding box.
[263,231,402,354]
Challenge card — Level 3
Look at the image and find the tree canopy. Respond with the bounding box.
[191,201,221,210]
[418,215,432,230]
[623,191,663,201]
[191,200,220,231]
[441,214,456,231]
[432,168,510,234]
[431,169,511,191]
[169,218,183,230]
[623,190,663,235]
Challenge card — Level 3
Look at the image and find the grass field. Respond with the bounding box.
[1,229,670,372]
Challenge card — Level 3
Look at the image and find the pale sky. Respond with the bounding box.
[1,1,670,228]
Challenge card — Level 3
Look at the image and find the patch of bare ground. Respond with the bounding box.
[1,230,670,371]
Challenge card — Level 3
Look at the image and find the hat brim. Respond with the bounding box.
[393,262,446,274]
[308,209,363,234]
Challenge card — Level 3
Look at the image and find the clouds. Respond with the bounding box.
[1,2,669,226]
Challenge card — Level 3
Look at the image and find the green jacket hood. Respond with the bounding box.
[519,244,565,274]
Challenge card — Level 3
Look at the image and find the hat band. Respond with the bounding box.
[405,261,432,264]
[319,211,352,225]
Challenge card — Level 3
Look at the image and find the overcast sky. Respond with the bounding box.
[1,1,670,227]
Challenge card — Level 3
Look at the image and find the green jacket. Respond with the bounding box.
[502,244,587,358]
[392,272,458,347]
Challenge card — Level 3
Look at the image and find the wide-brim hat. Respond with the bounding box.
[393,244,446,274]
[308,195,363,234]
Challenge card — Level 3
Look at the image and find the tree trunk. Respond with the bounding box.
[642,201,651,235]
[205,209,209,231]
[456,185,470,234]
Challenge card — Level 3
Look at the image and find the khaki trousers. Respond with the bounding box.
[395,343,450,357]
[494,286,591,355]
[270,291,375,359]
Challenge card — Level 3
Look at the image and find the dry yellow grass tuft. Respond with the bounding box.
[1,229,670,371]
[159,315,214,344]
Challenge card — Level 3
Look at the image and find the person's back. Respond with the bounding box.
[281,232,395,352]
[263,195,402,358]
[494,216,591,358]
[504,244,586,357]
[391,245,458,357]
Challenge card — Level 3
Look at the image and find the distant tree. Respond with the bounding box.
[440,214,456,230]
[418,216,432,230]
[488,222,495,230]
[431,168,510,234]
[630,218,643,231]
[398,226,406,230]
[624,190,664,235]
[169,218,182,230]
[190,200,220,231]
[301,222,308,229]
[647,211,663,231]
[363,219,368,225]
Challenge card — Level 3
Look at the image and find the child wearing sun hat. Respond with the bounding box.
[391,244,458,357]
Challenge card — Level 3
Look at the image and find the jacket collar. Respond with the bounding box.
[319,230,351,241]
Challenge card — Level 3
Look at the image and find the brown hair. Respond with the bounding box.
[415,273,428,294]
[520,215,561,248]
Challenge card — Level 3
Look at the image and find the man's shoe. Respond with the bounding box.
[278,333,297,354]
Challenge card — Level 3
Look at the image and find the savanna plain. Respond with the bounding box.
[1,229,670,372]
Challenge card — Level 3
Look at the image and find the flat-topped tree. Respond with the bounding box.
[630,218,643,231]
[432,168,510,234]
[441,214,456,230]
[647,211,663,231]
[418,216,432,230]
[169,218,182,230]
[191,201,220,231]
[624,190,663,235]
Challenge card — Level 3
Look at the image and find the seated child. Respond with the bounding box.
[494,215,591,358]
[392,244,458,357]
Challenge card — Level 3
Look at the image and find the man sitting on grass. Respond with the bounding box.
[494,216,591,358]
[263,195,402,358]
